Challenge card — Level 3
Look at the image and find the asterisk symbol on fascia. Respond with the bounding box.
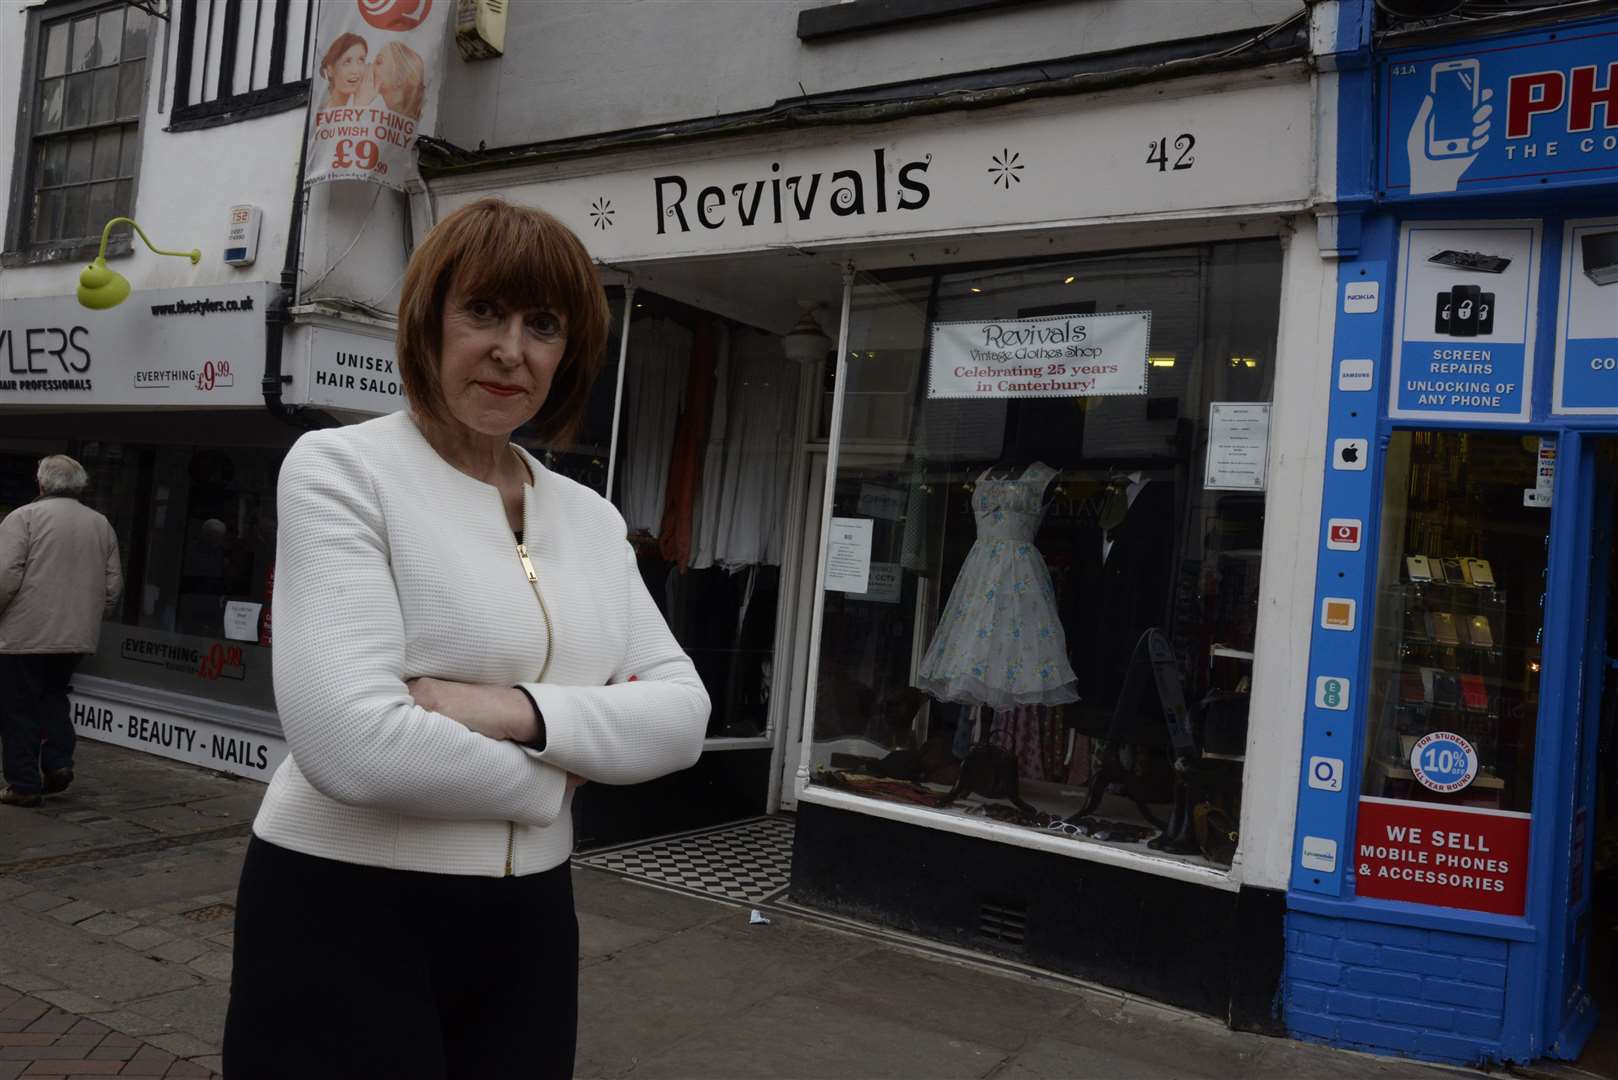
[988,148,1024,189]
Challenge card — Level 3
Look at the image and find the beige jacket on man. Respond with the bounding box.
[0,496,122,654]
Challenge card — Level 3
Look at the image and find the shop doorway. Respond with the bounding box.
[1551,437,1618,1074]
[1574,439,1617,1076]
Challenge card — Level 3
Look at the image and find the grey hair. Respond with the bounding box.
[37,454,89,497]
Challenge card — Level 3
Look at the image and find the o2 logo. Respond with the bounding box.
[358,0,431,31]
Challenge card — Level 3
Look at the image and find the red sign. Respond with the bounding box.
[1354,797,1531,916]
[358,0,432,32]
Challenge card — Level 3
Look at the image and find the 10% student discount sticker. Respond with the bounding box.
[1353,730,1530,916]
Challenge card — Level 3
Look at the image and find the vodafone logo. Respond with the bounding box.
[358,0,431,31]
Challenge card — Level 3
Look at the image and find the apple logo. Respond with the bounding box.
[1341,444,1359,464]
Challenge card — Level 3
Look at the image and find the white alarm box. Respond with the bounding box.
[225,204,262,267]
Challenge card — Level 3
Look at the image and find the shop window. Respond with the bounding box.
[0,438,285,713]
[612,291,799,741]
[5,0,149,261]
[807,241,1282,870]
[169,0,316,130]
[1362,431,1550,814]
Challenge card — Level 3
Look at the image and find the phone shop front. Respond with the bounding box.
[1283,13,1618,1071]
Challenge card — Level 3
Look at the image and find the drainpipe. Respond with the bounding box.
[262,123,336,430]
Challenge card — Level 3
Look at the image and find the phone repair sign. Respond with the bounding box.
[1380,20,1618,199]
[1390,221,1541,423]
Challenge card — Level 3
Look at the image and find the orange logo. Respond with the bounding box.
[358,0,431,32]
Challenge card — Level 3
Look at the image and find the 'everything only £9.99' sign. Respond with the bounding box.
[305,0,449,191]
[1381,21,1618,199]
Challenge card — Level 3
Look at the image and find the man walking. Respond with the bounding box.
[0,455,122,807]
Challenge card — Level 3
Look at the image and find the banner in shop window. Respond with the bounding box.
[927,311,1150,400]
[305,0,449,191]
[1389,221,1541,424]
[1552,216,1618,416]
[1354,796,1530,916]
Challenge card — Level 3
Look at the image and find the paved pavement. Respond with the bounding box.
[0,739,1467,1079]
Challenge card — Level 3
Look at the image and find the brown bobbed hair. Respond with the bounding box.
[397,198,610,446]
[319,32,367,80]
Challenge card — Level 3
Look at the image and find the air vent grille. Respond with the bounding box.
[977,899,1027,945]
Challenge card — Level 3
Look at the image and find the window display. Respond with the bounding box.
[808,241,1283,868]
[1362,431,1550,812]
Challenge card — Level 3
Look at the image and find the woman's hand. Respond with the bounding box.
[406,677,589,789]
[406,678,535,742]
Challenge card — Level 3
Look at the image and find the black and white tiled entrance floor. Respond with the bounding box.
[574,816,795,905]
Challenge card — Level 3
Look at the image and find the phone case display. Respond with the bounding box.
[1367,568,1508,804]
[914,461,1080,709]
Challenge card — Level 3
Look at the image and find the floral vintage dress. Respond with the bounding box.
[914,461,1080,710]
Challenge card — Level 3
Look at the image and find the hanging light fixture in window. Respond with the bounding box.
[781,302,832,364]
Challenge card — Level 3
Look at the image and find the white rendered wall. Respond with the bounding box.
[437,0,1305,152]
[1237,217,1333,891]
[0,0,304,302]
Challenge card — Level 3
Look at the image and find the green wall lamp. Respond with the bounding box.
[76,217,201,310]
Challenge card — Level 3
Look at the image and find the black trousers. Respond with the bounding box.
[0,653,81,794]
[223,837,579,1079]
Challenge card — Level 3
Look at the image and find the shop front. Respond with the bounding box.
[0,282,294,782]
[427,57,1327,1017]
[1284,13,1618,1070]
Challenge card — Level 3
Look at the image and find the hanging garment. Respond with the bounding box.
[899,460,939,574]
[689,326,732,569]
[914,461,1080,710]
[658,323,719,570]
[618,319,693,535]
[689,330,799,570]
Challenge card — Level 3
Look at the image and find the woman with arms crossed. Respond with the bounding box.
[222,199,709,1078]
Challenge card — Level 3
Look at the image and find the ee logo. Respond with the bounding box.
[1315,676,1351,711]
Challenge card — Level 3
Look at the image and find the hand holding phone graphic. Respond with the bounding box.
[1406,59,1493,194]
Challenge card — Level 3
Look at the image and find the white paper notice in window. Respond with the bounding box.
[222,601,263,642]
[824,517,873,593]
[1204,403,1271,491]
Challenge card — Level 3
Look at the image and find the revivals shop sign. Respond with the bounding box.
[0,284,272,407]
[436,72,1311,262]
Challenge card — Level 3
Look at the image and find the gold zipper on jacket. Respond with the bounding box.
[507,480,549,879]
[515,543,554,683]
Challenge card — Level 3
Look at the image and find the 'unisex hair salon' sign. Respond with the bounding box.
[437,71,1311,263]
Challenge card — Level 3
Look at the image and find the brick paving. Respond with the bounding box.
[0,984,215,1079]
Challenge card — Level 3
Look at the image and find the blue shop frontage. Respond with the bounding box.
[1284,7,1618,1071]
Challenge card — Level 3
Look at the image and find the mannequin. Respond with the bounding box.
[914,459,1080,710]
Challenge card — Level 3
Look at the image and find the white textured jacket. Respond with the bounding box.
[254,411,710,877]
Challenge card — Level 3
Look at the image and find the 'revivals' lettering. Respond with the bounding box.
[655,148,932,234]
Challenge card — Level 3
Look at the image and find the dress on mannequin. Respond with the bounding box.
[914,461,1080,711]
